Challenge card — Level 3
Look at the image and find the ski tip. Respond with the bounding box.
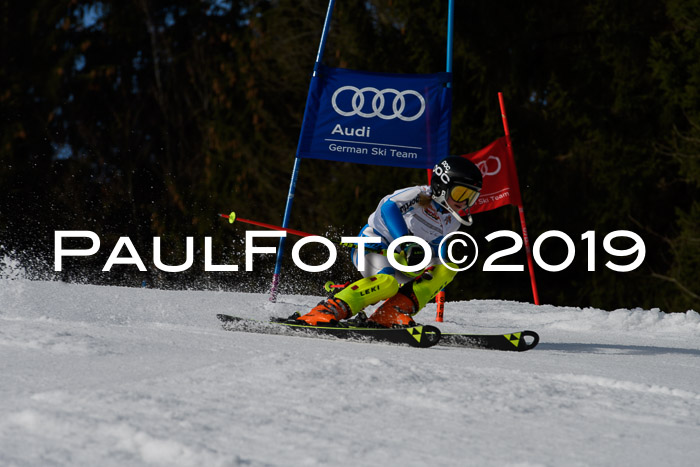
[518,330,539,351]
[410,324,441,348]
[217,313,240,323]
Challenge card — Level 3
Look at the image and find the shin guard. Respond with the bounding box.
[411,264,458,311]
[334,274,399,316]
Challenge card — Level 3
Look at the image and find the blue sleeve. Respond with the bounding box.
[434,236,445,256]
[380,200,409,240]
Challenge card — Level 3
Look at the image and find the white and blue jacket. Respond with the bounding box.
[360,185,462,256]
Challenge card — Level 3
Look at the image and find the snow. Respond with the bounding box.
[1,275,699,466]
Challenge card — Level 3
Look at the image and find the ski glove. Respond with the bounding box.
[403,242,426,267]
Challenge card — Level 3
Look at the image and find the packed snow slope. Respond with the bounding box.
[1,278,699,466]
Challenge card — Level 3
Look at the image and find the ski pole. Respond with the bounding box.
[219,212,316,239]
[219,211,388,258]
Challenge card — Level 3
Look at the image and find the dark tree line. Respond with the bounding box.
[1,0,698,312]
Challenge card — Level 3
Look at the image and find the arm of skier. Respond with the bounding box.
[380,200,410,240]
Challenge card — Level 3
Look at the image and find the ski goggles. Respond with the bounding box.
[449,185,480,207]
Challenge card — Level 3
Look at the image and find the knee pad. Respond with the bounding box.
[411,264,458,311]
[335,274,399,316]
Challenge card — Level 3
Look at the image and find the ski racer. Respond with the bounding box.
[296,156,483,328]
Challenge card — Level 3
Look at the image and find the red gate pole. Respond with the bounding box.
[498,92,540,305]
[427,168,447,322]
[435,290,446,321]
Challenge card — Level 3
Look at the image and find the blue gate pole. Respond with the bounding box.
[435,0,454,320]
[447,0,454,78]
[269,0,337,302]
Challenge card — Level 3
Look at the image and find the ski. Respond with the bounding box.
[216,314,441,348]
[216,314,539,351]
[439,330,539,352]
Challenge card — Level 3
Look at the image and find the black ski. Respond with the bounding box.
[439,330,539,352]
[216,314,441,348]
[216,314,539,351]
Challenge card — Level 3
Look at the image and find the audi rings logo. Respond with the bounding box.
[477,155,502,177]
[331,86,426,121]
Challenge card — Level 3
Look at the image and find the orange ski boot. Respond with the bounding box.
[368,291,418,328]
[296,298,350,326]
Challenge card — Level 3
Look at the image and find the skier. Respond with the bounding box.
[296,156,483,328]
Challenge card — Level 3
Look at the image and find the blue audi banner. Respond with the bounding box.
[297,65,452,169]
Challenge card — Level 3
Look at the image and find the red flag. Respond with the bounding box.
[461,137,523,213]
